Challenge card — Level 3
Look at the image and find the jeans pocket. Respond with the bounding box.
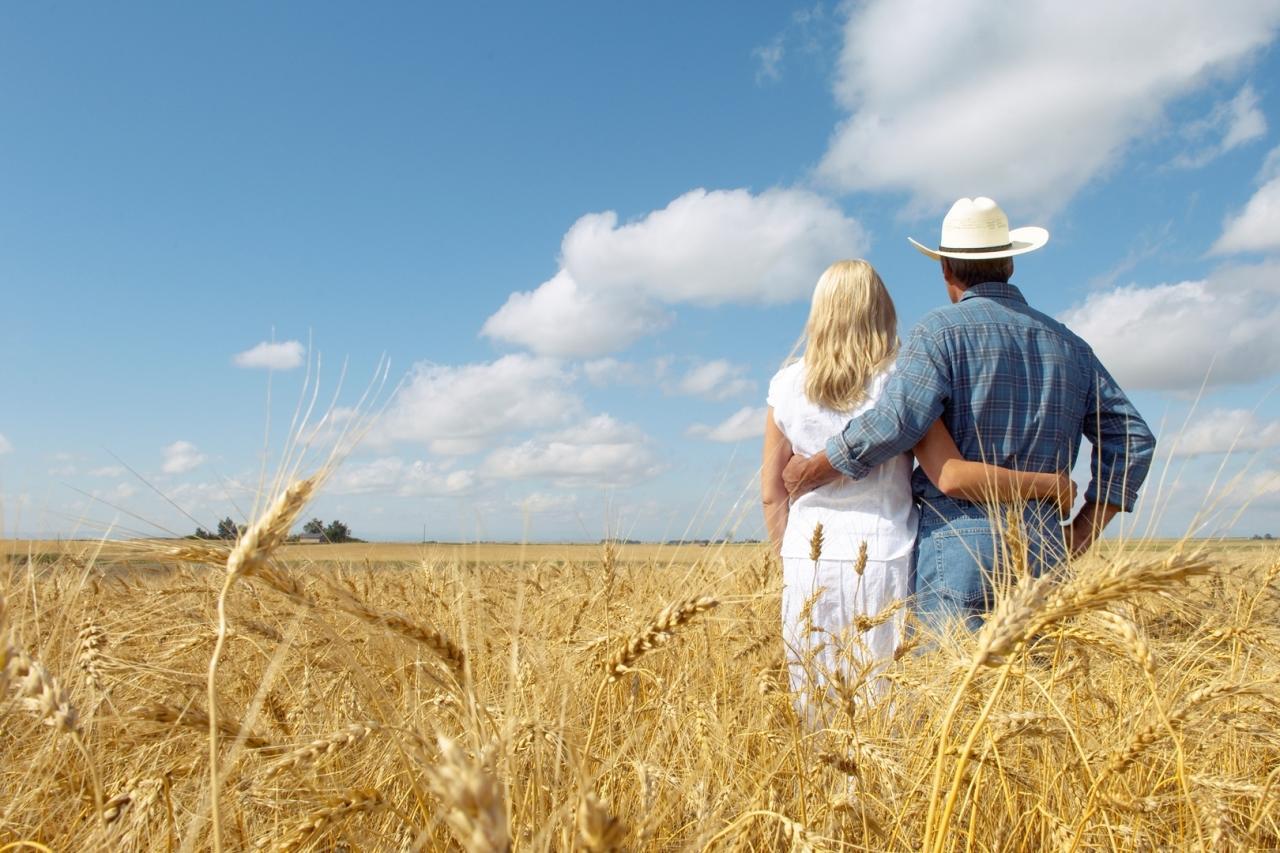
[931,521,998,614]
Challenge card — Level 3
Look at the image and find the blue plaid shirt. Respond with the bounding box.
[825,282,1155,525]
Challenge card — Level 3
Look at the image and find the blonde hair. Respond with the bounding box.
[802,259,899,411]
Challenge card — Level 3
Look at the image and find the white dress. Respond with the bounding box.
[767,360,917,717]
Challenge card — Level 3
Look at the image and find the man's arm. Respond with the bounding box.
[783,322,952,499]
[1069,355,1156,554]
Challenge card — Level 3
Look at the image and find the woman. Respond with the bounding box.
[761,260,1072,714]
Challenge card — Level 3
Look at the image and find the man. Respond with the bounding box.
[783,197,1155,631]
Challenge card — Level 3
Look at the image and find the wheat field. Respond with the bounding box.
[2,507,1278,850]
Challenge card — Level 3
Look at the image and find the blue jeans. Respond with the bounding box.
[912,506,1066,634]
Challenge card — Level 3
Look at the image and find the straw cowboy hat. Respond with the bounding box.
[909,197,1049,260]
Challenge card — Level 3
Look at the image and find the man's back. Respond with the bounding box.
[909,281,1108,525]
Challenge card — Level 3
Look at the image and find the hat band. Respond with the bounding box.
[937,242,1013,253]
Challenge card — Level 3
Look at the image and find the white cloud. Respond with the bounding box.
[89,465,126,478]
[168,477,251,507]
[752,4,835,84]
[161,440,206,474]
[520,492,579,514]
[818,0,1280,209]
[1169,409,1280,456]
[753,38,784,84]
[1214,160,1280,254]
[233,340,305,370]
[108,483,137,501]
[1059,261,1280,391]
[376,355,582,454]
[673,360,756,400]
[581,358,666,386]
[0,434,11,455]
[483,187,868,356]
[481,415,660,486]
[481,271,670,358]
[689,406,768,443]
[582,358,632,386]
[328,457,476,497]
[1173,85,1267,168]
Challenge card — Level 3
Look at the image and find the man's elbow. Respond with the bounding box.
[1139,430,1157,462]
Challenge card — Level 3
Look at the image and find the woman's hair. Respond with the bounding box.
[802,259,899,411]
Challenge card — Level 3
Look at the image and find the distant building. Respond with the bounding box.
[297,534,324,545]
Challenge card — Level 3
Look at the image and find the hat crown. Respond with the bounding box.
[939,196,1011,250]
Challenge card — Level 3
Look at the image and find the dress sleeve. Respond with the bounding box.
[766,366,790,428]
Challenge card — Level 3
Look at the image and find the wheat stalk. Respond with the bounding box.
[209,474,321,853]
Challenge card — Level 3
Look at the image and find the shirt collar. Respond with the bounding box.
[959,281,1028,304]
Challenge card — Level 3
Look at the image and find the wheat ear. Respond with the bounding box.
[209,475,319,853]
[604,595,719,681]
[261,721,380,781]
[422,735,511,852]
[261,788,386,852]
[576,792,627,852]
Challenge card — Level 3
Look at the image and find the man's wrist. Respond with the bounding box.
[824,435,869,480]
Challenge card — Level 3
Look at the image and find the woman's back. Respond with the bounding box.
[767,360,916,561]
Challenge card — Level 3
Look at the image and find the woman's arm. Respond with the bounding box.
[762,408,793,554]
[913,419,1076,514]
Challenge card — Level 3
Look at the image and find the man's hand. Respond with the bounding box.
[782,451,840,501]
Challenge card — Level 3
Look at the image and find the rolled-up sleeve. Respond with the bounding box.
[826,323,952,479]
[1081,355,1155,511]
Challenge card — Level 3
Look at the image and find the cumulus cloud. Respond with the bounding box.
[328,457,476,497]
[1059,261,1280,391]
[818,0,1280,209]
[689,406,768,443]
[376,355,582,455]
[673,360,756,400]
[161,440,206,474]
[89,465,126,478]
[0,434,11,455]
[483,188,867,356]
[481,271,670,357]
[1169,409,1280,456]
[481,415,660,486]
[1214,147,1280,254]
[233,340,305,370]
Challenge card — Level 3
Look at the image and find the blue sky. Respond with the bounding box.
[3,1,1280,542]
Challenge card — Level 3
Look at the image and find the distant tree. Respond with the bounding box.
[323,519,352,544]
[193,526,215,540]
[303,518,325,536]
[216,517,243,540]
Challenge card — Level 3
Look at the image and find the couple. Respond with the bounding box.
[760,197,1155,704]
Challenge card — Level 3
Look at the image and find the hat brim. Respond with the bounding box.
[909,226,1049,261]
